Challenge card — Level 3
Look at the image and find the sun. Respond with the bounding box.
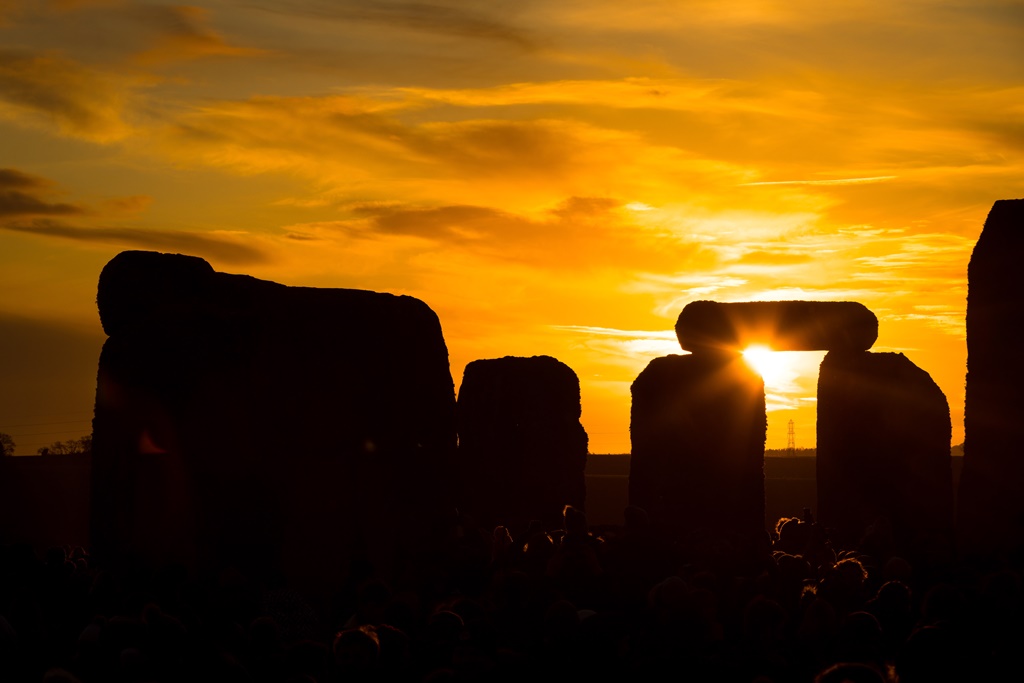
[742,345,793,388]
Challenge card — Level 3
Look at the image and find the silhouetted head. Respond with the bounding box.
[776,552,812,583]
[624,505,650,532]
[882,556,913,584]
[371,623,410,669]
[742,596,786,645]
[813,662,886,683]
[870,579,911,616]
[835,611,884,664]
[354,578,393,626]
[41,669,83,683]
[921,583,967,624]
[332,626,380,675]
[424,610,464,650]
[776,517,811,554]
[563,505,589,537]
[834,557,869,587]
[896,623,971,682]
[542,599,581,646]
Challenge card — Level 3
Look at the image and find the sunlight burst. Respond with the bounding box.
[742,344,792,389]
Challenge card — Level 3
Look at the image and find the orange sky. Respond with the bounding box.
[1,1,1021,454]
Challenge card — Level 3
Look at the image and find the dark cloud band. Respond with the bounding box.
[2,219,269,265]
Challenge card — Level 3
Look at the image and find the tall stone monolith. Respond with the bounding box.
[629,352,767,544]
[456,355,588,534]
[959,198,1024,558]
[817,351,952,552]
[92,251,458,593]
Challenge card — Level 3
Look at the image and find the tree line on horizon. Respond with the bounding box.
[0,430,965,460]
[0,432,92,457]
[592,443,965,458]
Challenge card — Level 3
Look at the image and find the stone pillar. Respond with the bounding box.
[92,250,458,593]
[959,198,1024,558]
[456,355,588,534]
[817,351,952,552]
[629,352,766,543]
[631,298,877,547]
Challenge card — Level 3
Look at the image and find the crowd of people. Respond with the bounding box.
[1,504,1021,682]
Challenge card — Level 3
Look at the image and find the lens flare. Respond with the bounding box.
[742,344,791,389]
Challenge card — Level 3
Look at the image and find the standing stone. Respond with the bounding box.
[92,251,457,593]
[456,355,588,534]
[629,353,767,544]
[817,351,952,552]
[960,199,1024,558]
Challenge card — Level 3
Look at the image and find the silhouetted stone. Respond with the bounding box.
[817,351,952,552]
[455,355,588,533]
[676,300,878,352]
[629,352,766,544]
[91,251,457,592]
[959,198,1024,558]
[97,251,215,337]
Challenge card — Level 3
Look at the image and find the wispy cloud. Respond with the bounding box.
[131,5,263,64]
[0,50,135,141]
[0,167,84,217]
[740,175,898,187]
[893,305,967,339]
[0,1,22,25]
[626,273,749,304]
[851,233,974,284]
[549,325,677,340]
[156,99,645,195]
[284,196,703,272]
[253,0,536,49]
[549,324,683,367]
[2,219,270,265]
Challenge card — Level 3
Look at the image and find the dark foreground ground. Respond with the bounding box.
[0,454,965,551]
[0,453,1007,683]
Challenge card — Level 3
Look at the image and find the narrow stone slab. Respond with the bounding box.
[456,355,588,534]
[817,351,952,553]
[629,353,766,546]
[959,198,1024,558]
[675,300,878,352]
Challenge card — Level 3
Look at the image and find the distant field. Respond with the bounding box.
[584,452,964,529]
[766,448,817,458]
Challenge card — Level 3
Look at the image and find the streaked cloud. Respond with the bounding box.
[255,0,537,49]
[2,219,270,265]
[851,233,975,284]
[734,249,815,266]
[132,5,264,65]
[894,306,967,339]
[549,325,677,340]
[0,50,135,141]
[548,325,683,370]
[99,194,152,215]
[740,176,898,187]
[0,168,83,217]
[154,98,656,202]
[0,1,21,24]
[284,196,705,273]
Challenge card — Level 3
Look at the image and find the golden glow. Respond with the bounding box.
[742,345,792,389]
[0,1,1011,451]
